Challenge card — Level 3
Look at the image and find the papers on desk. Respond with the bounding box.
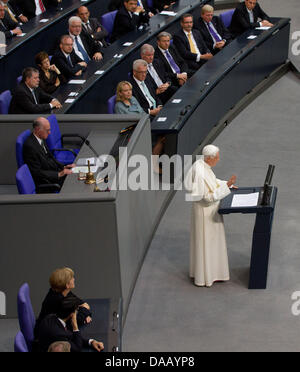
[123,42,133,47]
[160,11,177,16]
[114,54,123,58]
[256,26,271,30]
[247,35,257,40]
[72,165,98,173]
[172,99,182,104]
[231,192,259,208]
[16,33,26,37]
[94,70,105,75]
[157,117,167,122]
[68,79,86,84]
[39,19,49,23]
[65,98,75,103]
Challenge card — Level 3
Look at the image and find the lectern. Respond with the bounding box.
[219,186,277,289]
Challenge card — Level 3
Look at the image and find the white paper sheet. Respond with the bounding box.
[160,11,177,16]
[247,35,257,39]
[231,192,259,207]
[255,26,271,30]
[68,80,86,84]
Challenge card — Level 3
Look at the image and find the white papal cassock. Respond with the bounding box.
[186,159,231,287]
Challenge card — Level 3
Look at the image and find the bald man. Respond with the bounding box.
[23,117,74,191]
[77,6,109,47]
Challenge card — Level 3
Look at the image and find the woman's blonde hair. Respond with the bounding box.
[116,81,132,102]
[49,267,74,292]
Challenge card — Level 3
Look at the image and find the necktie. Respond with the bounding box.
[75,36,90,63]
[249,10,254,24]
[0,20,7,30]
[67,54,73,67]
[148,64,163,87]
[187,32,197,54]
[207,22,222,42]
[38,0,46,13]
[4,5,18,23]
[141,82,156,109]
[31,89,38,104]
[41,140,47,154]
[85,22,92,34]
[164,50,180,74]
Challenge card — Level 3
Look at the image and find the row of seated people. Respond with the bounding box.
[7,1,274,116]
[30,267,104,352]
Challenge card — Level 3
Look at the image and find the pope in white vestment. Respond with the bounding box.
[186,145,236,287]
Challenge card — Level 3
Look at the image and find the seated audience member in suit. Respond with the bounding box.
[108,0,155,16]
[0,2,22,38]
[77,6,109,48]
[173,13,213,72]
[51,35,87,79]
[35,267,92,334]
[114,81,144,114]
[153,0,176,12]
[154,32,190,87]
[129,59,162,118]
[1,0,28,23]
[12,0,58,20]
[9,67,62,114]
[35,51,66,94]
[48,341,71,352]
[68,16,103,62]
[229,0,273,38]
[35,296,104,353]
[111,0,150,43]
[22,117,74,189]
[140,43,177,105]
[194,5,232,55]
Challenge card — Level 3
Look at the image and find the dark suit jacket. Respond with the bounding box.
[153,0,177,12]
[12,0,58,19]
[195,16,232,54]
[81,18,109,47]
[23,133,64,187]
[129,75,162,114]
[35,314,89,352]
[111,5,149,42]
[108,0,152,13]
[0,12,18,39]
[154,45,190,85]
[229,1,271,37]
[173,28,211,70]
[9,82,53,114]
[51,48,86,79]
[5,0,23,19]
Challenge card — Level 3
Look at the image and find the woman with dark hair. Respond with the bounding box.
[35,51,66,94]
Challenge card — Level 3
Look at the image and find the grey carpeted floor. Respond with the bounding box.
[0,0,299,353]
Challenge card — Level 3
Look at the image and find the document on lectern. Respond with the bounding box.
[231,192,259,207]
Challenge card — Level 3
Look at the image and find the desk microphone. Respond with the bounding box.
[84,139,99,158]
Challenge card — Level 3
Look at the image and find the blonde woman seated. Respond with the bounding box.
[114,81,144,114]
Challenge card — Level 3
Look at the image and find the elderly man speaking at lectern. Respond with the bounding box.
[186,145,237,287]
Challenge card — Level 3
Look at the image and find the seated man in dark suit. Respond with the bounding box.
[51,35,87,79]
[140,43,177,105]
[129,59,163,117]
[108,0,154,16]
[194,5,232,55]
[0,2,22,38]
[9,67,62,114]
[77,6,109,48]
[154,31,190,87]
[68,16,103,62]
[35,296,104,352]
[2,0,28,23]
[23,117,74,190]
[229,0,273,38]
[173,13,213,72]
[12,0,58,20]
[111,0,149,43]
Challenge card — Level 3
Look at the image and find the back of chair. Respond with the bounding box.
[147,0,154,9]
[14,331,29,352]
[17,283,36,351]
[0,90,12,115]
[16,75,22,85]
[16,129,31,168]
[16,164,36,195]
[100,10,118,42]
[108,95,117,114]
[46,114,62,150]
[220,9,235,28]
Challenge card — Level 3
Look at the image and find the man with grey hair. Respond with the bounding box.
[48,341,71,352]
[154,31,190,86]
[186,144,237,287]
[129,59,162,117]
[140,43,177,104]
[68,15,103,62]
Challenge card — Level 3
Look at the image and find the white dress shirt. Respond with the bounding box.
[69,33,86,61]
